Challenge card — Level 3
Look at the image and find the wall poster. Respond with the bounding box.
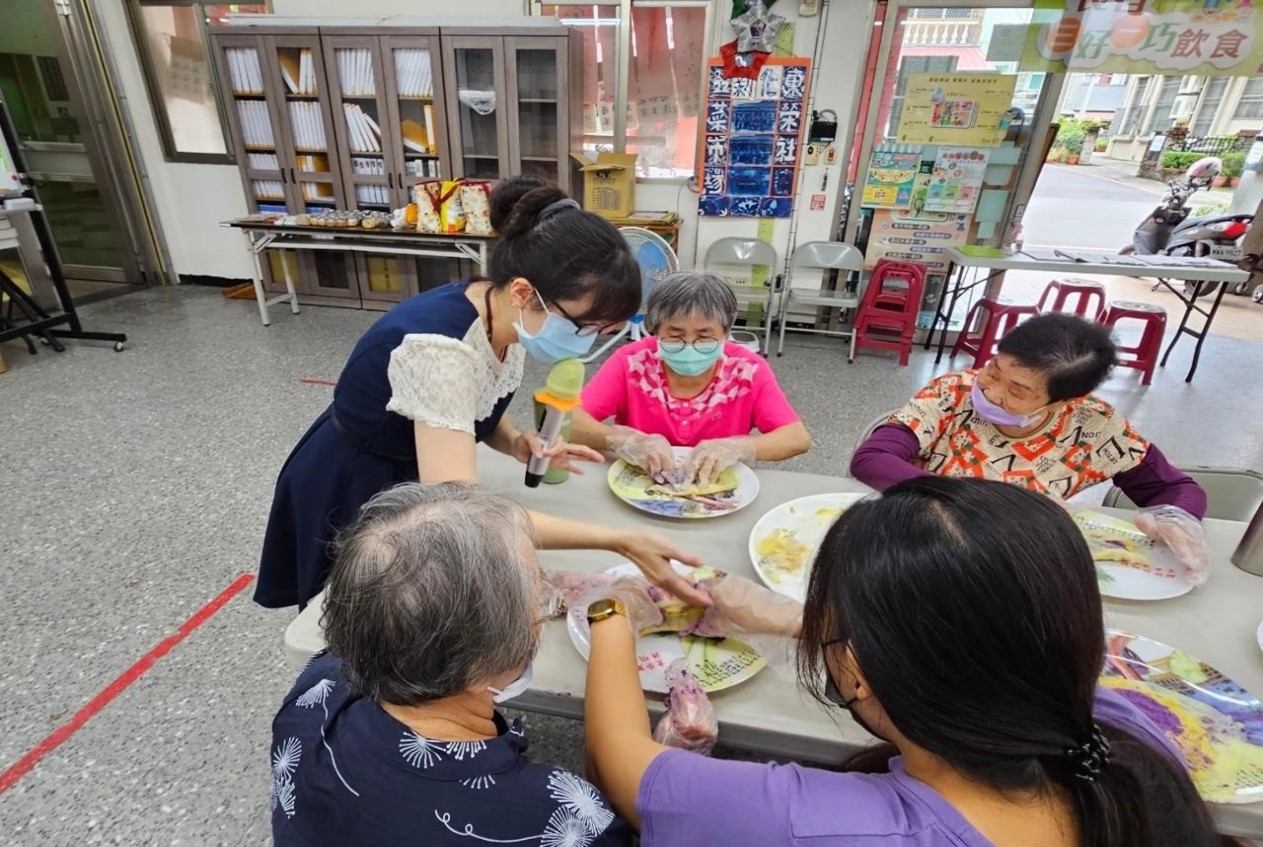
[861,145,922,209]
[922,147,990,215]
[865,208,971,278]
[895,73,1017,147]
[699,57,812,218]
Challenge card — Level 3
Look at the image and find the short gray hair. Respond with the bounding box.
[644,270,739,334]
[323,482,539,705]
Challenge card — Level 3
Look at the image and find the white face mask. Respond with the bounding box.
[487,662,534,704]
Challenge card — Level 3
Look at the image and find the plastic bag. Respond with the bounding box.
[653,659,718,755]
[1133,504,1211,586]
[412,181,442,233]
[461,181,494,235]
[437,179,466,233]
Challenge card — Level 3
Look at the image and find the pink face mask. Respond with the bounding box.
[970,380,1043,429]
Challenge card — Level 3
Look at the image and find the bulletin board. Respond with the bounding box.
[698,58,812,218]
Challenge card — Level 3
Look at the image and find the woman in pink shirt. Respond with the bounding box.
[572,271,810,485]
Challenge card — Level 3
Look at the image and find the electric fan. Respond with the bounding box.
[581,226,680,362]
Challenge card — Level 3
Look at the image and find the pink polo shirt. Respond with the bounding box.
[580,337,801,447]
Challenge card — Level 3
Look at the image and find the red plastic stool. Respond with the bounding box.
[1102,300,1166,386]
[1037,278,1107,321]
[950,298,1039,368]
[850,261,926,366]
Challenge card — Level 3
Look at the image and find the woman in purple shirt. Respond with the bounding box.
[581,476,1221,846]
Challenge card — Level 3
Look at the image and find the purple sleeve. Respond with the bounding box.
[1111,444,1207,520]
[848,424,931,492]
[1094,686,1184,768]
[637,750,794,846]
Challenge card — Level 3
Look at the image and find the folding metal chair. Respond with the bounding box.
[1101,466,1263,522]
[703,237,779,355]
[775,241,866,357]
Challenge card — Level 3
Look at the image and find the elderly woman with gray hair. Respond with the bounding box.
[270,482,631,846]
[572,271,810,485]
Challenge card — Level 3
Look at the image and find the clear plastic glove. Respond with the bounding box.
[683,574,803,639]
[1133,505,1211,586]
[571,576,666,638]
[653,659,719,755]
[684,437,757,487]
[542,569,619,616]
[607,427,679,484]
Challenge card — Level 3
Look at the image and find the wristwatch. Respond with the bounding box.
[586,598,627,624]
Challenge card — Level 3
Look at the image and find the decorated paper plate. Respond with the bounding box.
[567,562,766,694]
[747,493,868,601]
[1102,630,1263,804]
[606,446,759,520]
[1073,511,1192,601]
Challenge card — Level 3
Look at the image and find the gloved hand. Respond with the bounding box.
[653,659,718,755]
[571,576,666,640]
[607,427,679,484]
[683,574,803,639]
[684,437,757,487]
[542,569,619,616]
[1133,505,1211,586]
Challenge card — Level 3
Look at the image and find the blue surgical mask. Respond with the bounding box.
[514,291,597,364]
[970,380,1044,429]
[658,342,723,377]
[488,661,534,704]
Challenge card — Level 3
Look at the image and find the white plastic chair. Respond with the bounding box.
[283,590,328,671]
[703,237,780,355]
[776,241,867,357]
[1101,466,1263,522]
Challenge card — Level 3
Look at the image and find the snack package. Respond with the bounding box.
[653,659,719,755]
[437,179,466,233]
[412,181,442,233]
[461,180,494,235]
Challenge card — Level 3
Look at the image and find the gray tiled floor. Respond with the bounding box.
[1,286,1260,845]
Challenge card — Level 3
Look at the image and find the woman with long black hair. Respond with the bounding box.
[582,476,1222,846]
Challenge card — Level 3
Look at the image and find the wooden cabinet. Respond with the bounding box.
[212,21,581,310]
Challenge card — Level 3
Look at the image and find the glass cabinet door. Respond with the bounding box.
[382,34,448,207]
[323,36,392,214]
[507,38,565,184]
[216,36,287,214]
[443,37,508,181]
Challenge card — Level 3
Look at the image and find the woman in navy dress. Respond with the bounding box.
[257,177,707,609]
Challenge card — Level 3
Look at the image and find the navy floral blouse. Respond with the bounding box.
[271,652,633,846]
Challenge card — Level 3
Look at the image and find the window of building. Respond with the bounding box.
[1144,76,1179,135]
[125,2,269,164]
[538,1,711,180]
[1191,76,1229,137]
[1115,76,1150,135]
[1234,76,1263,122]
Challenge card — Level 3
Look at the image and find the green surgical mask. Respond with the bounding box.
[658,342,723,376]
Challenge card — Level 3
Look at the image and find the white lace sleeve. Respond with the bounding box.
[385,334,481,434]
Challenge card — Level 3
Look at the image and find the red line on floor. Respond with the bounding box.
[0,573,256,795]
[299,378,337,387]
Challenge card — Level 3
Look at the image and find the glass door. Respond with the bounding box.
[844,2,1058,330]
[382,34,448,203]
[1,0,144,295]
[265,34,355,302]
[443,36,509,181]
[506,37,564,184]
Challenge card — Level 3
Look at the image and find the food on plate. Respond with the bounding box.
[644,467,739,499]
[641,567,722,635]
[1073,512,1154,570]
[755,528,811,582]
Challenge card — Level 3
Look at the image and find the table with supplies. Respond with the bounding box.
[930,247,1251,383]
[285,447,1263,838]
[226,219,494,327]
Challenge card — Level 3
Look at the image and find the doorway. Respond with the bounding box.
[0,0,159,301]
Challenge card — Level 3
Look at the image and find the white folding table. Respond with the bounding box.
[285,447,1263,838]
[930,247,1251,383]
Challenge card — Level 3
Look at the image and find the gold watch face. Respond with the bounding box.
[586,598,622,621]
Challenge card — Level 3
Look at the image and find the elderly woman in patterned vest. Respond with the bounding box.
[269,483,630,847]
[851,312,1209,580]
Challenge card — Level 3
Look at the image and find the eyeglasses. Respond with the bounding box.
[551,300,618,337]
[821,637,853,708]
[658,338,722,355]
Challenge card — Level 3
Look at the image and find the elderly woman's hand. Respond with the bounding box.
[607,427,679,483]
[684,437,757,487]
[512,430,605,474]
[1134,505,1211,585]
[573,576,666,635]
